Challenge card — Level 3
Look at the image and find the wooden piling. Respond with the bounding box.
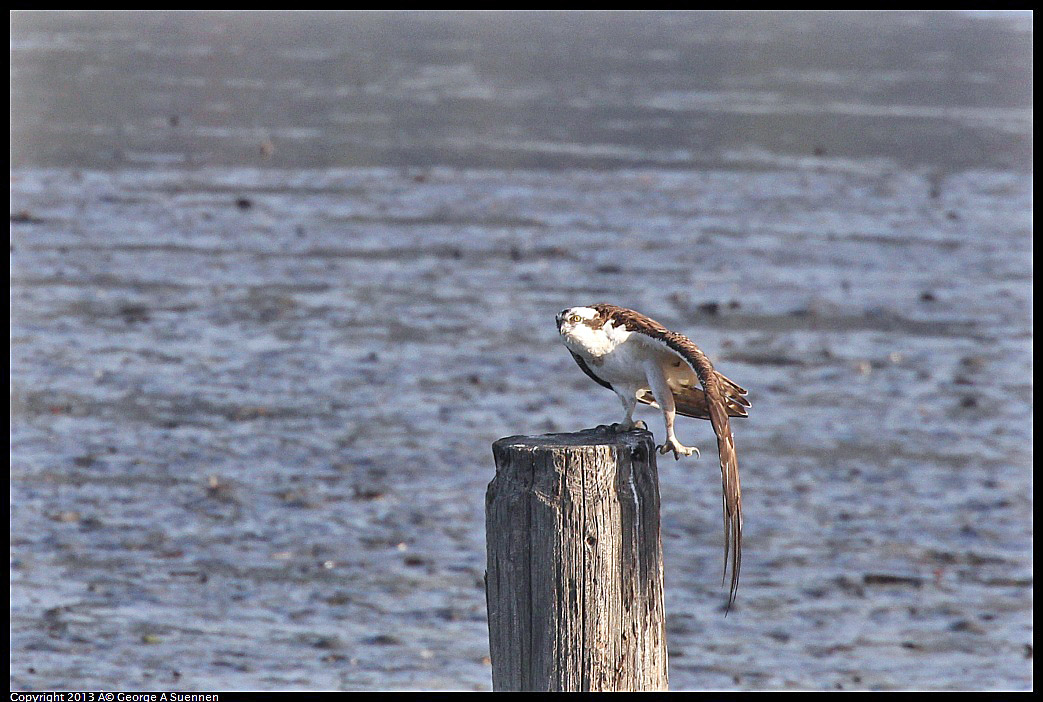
[485,427,668,692]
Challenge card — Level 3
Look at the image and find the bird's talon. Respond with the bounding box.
[658,439,698,460]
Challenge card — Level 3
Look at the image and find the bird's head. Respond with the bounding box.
[556,305,599,337]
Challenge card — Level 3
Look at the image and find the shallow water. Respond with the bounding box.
[10,11,1032,692]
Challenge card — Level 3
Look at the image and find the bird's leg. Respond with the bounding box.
[644,359,700,460]
[610,389,646,433]
[660,408,698,460]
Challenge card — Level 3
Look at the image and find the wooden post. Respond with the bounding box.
[485,426,669,692]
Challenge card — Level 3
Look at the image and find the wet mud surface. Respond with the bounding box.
[10,11,1032,691]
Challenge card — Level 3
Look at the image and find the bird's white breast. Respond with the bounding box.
[563,321,658,387]
[563,319,627,357]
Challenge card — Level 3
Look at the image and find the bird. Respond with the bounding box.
[556,303,749,611]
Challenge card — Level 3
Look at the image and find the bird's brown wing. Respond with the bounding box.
[569,346,749,419]
[595,303,743,612]
[637,380,750,420]
[665,337,743,613]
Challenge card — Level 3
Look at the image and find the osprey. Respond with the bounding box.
[556,303,749,610]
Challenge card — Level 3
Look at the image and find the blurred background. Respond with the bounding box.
[10,10,1032,691]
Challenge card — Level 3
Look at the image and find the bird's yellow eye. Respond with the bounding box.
[569,314,582,324]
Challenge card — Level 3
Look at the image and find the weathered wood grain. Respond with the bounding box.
[486,427,668,692]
